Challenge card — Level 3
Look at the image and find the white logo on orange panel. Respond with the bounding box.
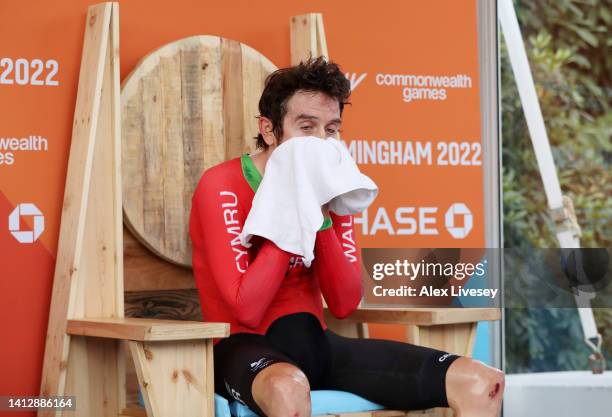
[445,203,472,239]
[345,72,367,91]
[9,203,45,243]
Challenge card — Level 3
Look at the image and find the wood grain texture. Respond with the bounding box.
[121,35,276,267]
[123,288,202,411]
[415,323,478,357]
[63,11,124,417]
[125,289,201,321]
[339,308,501,326]
[129,339,215,417]
[64,336,120,417]
[123,226,195,292]
[221,38,244,159]
[290,13,329,65]
[38,4,123,417]
[119,408,147,417]
[67,317,228,341]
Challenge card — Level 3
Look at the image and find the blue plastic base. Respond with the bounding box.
[138,387,386,417]
[229,390,385,417]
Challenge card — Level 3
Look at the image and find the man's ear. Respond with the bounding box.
[258,116,277,147]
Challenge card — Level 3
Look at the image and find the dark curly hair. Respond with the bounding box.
[255,56,351,149]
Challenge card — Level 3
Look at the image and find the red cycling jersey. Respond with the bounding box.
[189,153,363,341]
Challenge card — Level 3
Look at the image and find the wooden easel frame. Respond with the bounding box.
[39,4,227,417]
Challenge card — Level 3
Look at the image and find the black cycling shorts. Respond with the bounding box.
[213,312,461,416]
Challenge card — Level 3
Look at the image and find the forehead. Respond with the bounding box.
[285,90,340,119]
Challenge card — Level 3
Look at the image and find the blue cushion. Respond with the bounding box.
[228,390,385,417]
[139,387,385,416]
[215,394,232,417]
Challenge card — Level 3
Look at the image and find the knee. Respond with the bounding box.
[470,363,505,401]
[447,358,505,412]
[265,369,311,400]
[253,364,311,415]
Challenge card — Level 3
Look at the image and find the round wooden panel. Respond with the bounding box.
[121,35,277,267]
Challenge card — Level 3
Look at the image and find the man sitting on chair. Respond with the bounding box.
[189,57,505,417]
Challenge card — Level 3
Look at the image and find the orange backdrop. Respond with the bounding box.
[0,0,483,406]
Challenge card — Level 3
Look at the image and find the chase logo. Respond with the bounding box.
[445,203,473,239]
[9,203,44,243]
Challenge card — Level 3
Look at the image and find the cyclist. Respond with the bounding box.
[189,57,504,417]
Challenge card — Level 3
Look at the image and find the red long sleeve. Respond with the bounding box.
[190,155,362,338]
[313,213,364,318]
[191,171,292,329]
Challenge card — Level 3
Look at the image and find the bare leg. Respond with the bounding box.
[445,357,505,417]
[251,362,311,417]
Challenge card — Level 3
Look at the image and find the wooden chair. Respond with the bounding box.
[39,3,500,417]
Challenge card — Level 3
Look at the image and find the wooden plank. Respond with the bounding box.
[129,341,158,417]
[111,4,126,410]
[121,52,145,234]
[124,341,140,408]
[339,308,501,326]
[315,14,329,60]
[121,36,276,267]
[371,411,412,417]
[290,13,318,65]
[141,61,165,255]
[38,3,115,413]
[74,0,121,319]
[125,289,201,321]
[119,408,147,417]
[123,226,195,292]
[67,317,229,341]
[327,412,411,417]
[180,43,206,263]
[405,410,439,416]
[129,339,214,417]
[290,12,329,64]
[64,336,119,417]
[221,38,244,159]
[60,6,124,415]
[159,51,186,262]
[199,36,225,172]
[417,323,478,357]
[205,340,215,417]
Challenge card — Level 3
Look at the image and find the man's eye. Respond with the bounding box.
[301,126,313,130]
[326,128,338,135]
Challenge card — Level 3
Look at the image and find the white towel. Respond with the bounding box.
[239,136,378,267]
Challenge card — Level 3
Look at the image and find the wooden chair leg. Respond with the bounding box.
[414,323,478,357]
[63,336,121,417]
[128,339,215,417]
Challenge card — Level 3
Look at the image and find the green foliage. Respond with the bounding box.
[502,0,611,373]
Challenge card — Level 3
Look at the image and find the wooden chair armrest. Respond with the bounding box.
[325,307,501,326]
[67,317,229,341]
